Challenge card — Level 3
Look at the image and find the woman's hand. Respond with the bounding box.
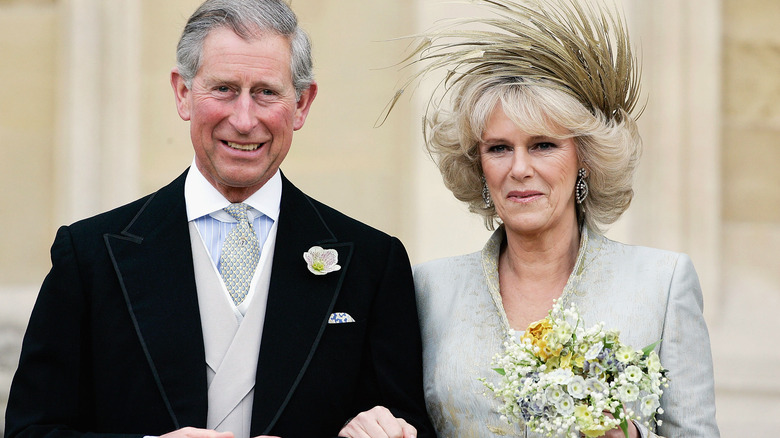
[601,418,639,438]
[159,427,234,438]
[339,406,417,438]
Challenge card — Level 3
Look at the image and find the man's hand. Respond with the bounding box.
[339,406,417,438]
[160,427,234,438]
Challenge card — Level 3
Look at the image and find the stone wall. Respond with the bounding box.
[711,0,780,435]
[0,3,57,431]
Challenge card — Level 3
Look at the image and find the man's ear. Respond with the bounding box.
[292,82,318,131]
[171,68,191,121]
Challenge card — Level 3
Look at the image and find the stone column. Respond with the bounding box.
[611,0,723,316]
[54,0,141,225]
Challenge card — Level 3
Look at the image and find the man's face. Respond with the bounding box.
[171,27,317,202]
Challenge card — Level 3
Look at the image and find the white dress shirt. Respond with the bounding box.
[184,159,281,316]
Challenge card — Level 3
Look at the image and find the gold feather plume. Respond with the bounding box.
[381,0,641,124]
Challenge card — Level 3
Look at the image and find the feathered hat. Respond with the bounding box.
[384,0,641,123]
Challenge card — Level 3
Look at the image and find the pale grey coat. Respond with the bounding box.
[413,226,719,438]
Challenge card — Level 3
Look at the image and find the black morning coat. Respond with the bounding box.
[5,170,435,438]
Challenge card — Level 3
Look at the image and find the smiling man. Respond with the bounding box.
[5,1,432,438]
[172,26,306,203]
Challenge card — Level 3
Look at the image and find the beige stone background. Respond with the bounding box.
[0,0,777,436]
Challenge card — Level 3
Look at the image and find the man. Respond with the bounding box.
[4,1,432,438]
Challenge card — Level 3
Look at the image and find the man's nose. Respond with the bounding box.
[229,92,258,134]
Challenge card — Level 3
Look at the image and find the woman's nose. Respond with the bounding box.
[509,148,533,180]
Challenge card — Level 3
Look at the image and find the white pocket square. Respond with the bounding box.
[328,312,355,324]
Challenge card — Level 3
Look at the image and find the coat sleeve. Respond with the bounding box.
[5,226,144,438]
[357,237,435,438]
[655,254,720,437]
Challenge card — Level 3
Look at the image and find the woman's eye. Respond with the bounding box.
[488,144,509,153]
[534,142,556,151]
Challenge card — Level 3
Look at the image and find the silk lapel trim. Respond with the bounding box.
[105,171,208,429]
[251,177,354,435]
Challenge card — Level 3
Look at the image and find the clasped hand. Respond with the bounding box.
[339,406,416,438]
[159,427,279,438]
[158,405,415,438]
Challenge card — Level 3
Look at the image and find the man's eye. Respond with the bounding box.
[216,86,231,93]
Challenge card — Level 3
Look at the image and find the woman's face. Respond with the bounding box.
[479,104,580,237]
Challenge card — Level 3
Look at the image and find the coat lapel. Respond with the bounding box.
[251,175,354,435]
[104,171,208,429]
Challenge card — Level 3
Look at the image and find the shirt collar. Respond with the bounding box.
[184,157,282,222]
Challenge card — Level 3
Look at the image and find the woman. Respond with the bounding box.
[404,0,720,437]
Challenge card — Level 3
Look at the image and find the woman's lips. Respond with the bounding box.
[507,190,543,202]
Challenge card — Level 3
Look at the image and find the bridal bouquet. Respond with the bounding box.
[483,301,668,437]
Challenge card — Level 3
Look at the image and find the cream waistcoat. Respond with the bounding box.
[188,221,277,438]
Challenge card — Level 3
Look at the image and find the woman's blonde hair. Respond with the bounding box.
[426,75,641,232]
[387,0,644,232]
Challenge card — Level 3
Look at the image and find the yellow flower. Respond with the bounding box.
[538,343,552,361]
[582,424,611,437]
[574,404,593,423]
[575,405,608,437]
[559,351,573,369]
[522,318,557,360]
[523,318,553,343]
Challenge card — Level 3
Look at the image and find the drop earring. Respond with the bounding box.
[481,176,492,208]
[575,168,589,204]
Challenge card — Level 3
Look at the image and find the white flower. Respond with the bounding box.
[546,368,574,385]
[646,351,663,373]
[615,345,637,363]
[617,382,640,402]
[528,394,548,414]
[545,385,566,403]
[567,376,587,399]
[555,394,575,416]
[303,246,341,275]
[553,321,574,343]
[585,341,604,360]
[640,394,661,416]
[585,377,607,394]
[623,365,643,383]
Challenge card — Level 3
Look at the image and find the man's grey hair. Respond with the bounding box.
[176,0,314,98]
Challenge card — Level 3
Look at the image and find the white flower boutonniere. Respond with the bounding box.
[303,246,341,275]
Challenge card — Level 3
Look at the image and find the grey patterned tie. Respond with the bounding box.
[219,203,260,305]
